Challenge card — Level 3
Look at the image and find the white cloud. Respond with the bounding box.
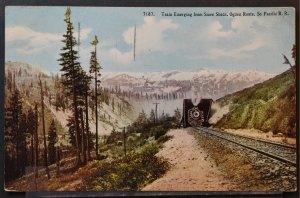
[231,17,251,30]
[207,34,266,60]
[201,21,234,40]
[6,26,61,42]
[6,25,92,55]
[107,48,133,64]
[202,17,269,60]
[240,35,266,51]
[123,16,179,52]
[102,16,179,64]
[76,28,92,40]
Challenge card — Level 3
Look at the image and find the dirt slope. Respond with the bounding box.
[142,128,236,191]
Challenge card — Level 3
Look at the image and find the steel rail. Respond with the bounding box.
[199,127,296,150]
[197,127,297,167]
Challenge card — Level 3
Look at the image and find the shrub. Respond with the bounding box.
[79,142,169,191]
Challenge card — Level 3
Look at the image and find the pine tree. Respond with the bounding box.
[34,103,39,188]
[149,109,155,123]
[5,88,23,178]
[112,97,115,112]
[55,92,61,111]
[66,115,77,147]
[48,120,58,164]
[174,108,182,123]
[136,109,148,125]
[19,112,28,175]
[27,107,36,167]
[58,7,82,166]
[81,71,92,160]
[160,110,165,121]
[75,68,92,161]
[79,108,87,164]
[89,35,102,158]
[292,44,296,63]
[39,79,50,179]
[6,70,13,92]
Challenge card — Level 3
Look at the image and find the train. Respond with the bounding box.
[180,98,213,128]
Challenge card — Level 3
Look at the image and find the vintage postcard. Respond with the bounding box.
[4,6,296,192]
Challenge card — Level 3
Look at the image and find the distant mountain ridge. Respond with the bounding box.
[101,69,275,100]
[5,61,50,77]
[5,61,276,101]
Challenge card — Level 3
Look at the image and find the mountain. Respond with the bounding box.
[5,61,280,137]
[213,68,296,137]
[5,61,134,141]
[101,69,275,100]
[5,61,50,77]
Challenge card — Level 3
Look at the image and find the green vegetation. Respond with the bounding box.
[80,143,169,191]
[78,112,177,190]
[47,120,58,164]
[90,35,102,159]
[101,109,177,154]
[216,68,296,137]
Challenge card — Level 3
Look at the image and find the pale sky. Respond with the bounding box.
[5,7,295,74]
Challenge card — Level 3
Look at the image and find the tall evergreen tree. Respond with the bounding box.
[5,88,23,178]
[112,97,115,112]
[136,109,148,125]
[79,108,87,164]
[66,115,78,147]
[292,44,296,62]
[6,70,13,92]
[27,107,36,167]
[19,112,28,175]
[58,7,82,166]
[81,71,91,160]
[48,120,58,164]
[89,35,102,158]
[39,79,50,179]
[174,108,182,123]
[75,68,92,162]
[34,103,39,188]
[149,109,155,123]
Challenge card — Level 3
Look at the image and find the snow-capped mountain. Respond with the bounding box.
[4,61,276,127]
[5,61,274,101]
[101,69,275,100]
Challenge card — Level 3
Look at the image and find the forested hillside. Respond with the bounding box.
[215,67,296,137]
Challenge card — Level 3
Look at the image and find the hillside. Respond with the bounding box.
[5,61,135,145]
[214,68,296,137]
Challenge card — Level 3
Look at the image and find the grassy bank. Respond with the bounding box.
[216,69,296,137]
[78,117,177,191]
[79,143,169,191]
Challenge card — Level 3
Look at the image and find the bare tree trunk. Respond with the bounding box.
[85,93,91,160]
[31,133,34,167]
[39,79,50,179]
[34,103,39,189]
[56,146,60,177]
[95,72,99,158]
[70,48,81,167]
[123,127,126,157]
[80,109,86,164]
[16,129,19,177]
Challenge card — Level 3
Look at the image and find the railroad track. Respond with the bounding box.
[197,127,297,167]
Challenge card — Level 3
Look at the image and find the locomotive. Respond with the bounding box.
[180,98,213,128]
